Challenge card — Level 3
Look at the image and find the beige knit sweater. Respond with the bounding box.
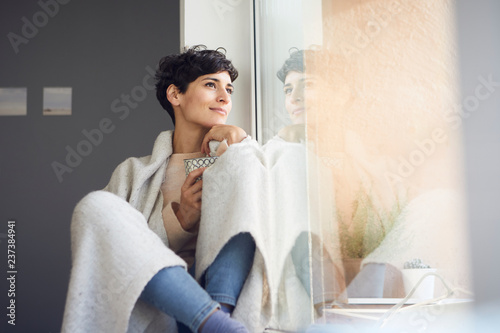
[160,151,203,268]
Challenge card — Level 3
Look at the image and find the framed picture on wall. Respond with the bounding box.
[43,87,72,116]
[0,87,27,116]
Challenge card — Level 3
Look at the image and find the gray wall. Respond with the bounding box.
[457,0,500,306]
[0,1,179,331]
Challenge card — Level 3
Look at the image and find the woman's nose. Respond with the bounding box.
[218,90,230,103]
[292,88,304,102]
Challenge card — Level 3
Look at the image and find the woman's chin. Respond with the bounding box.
[211,118,228,126]
[203,120,227,129]
[292,115,306,125]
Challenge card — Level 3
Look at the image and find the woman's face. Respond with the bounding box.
[283,71,314,125]
[176,71,234,129]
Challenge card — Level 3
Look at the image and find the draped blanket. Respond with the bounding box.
[199,137,315,331]
[62,130,333,332]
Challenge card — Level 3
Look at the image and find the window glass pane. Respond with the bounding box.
[255,0,472,329]
[255,1,344,330]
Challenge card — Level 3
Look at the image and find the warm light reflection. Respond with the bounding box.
[305,0,471,302]
[257,0,472,330]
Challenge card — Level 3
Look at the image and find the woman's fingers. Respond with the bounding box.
[192,191,203,207]
[181,168,204,210]
[184,167,206,187]
[201,127,219,154]
[201,131,220,154]
[190,179,203,196]
[177,168,204,230]
[201,125,247,154]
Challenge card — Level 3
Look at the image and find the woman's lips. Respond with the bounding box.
[210,108,227,116]
[292,108,305,115]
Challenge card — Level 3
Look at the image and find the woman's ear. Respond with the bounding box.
[166,84,181,106]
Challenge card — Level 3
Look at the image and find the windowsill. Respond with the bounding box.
[321,298,474,330]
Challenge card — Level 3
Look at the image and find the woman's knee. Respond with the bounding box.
[74,190,122,211]
[217,233,256,268]
[72,190,144,230]
[228,232,256,252]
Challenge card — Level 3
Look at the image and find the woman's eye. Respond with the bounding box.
[206,82,216,88]
[226,88,234,95]
[284,88,292,95]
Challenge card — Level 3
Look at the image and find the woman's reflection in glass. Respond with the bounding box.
[274,49,347,320]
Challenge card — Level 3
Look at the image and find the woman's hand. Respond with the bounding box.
[201,124,247,155]
[174,167,206,232]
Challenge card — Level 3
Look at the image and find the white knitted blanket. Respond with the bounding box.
[62,131,321,332]
[198,136,315,332]
[62,131,185,333]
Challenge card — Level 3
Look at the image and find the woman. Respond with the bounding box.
[275,49,310,143]
[62,46,255,333]
[275,48,346,315]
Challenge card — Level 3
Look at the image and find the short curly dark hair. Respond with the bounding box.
[155,45,238,125]
[276,49,304,83]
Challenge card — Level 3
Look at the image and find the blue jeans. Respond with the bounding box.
[291,232,340,305]
[140,233,255,332]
